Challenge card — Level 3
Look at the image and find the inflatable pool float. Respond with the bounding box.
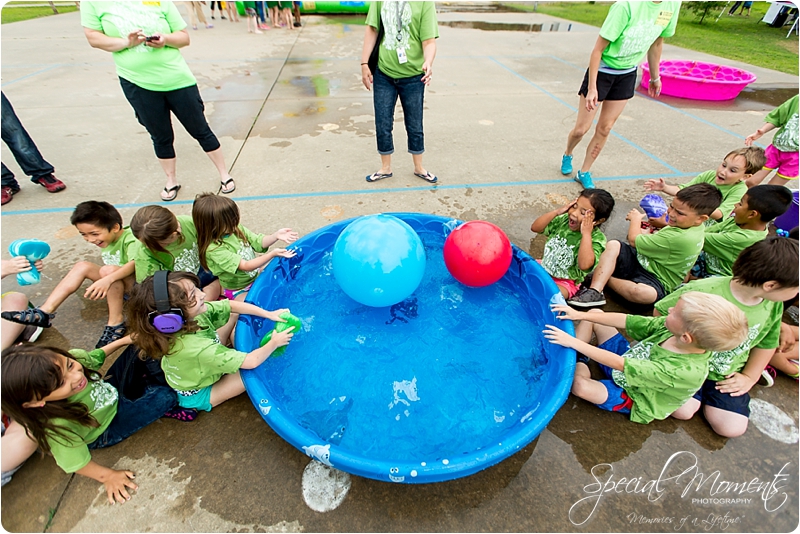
[236,213,574,483]
[641,60,757,101]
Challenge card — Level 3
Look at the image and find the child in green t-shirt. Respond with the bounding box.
[568,183,722,309]
[745,94,799,188]
[545,292,748,424]
[193,193,298,302]
[1,201,137,348]
[126,271,295,413]
[0,336,178,504]
[530,189,614,298]
[130,205,223,301]
[644,146,765,228]
[654,237,799,438]
[692,185,792,279]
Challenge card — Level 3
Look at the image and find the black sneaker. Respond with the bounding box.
[568,287,606,307]
[16,324,43,344]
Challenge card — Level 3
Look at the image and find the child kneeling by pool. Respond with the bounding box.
[543,292,748,424]
[126,271,294,412]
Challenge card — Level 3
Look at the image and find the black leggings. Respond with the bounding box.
[119,78,220,160]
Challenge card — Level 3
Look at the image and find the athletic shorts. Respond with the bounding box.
[594,334,634,414]
[692,379,751,417]
[222,282,253,301]
[197,267,218,289]
[553,277,580,298]
[578,69,637,102]
[176,386,214,412]
[764,144,798,180]
[612,242,667,303]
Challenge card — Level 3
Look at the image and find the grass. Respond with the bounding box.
[503,2,799,75]
[1,3,78,24]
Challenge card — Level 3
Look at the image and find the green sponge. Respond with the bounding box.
[259,312,301,357]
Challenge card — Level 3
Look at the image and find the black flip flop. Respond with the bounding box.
[366,172,392,183]
[220,178,236,194]
[414,171,438,183]
[161,184,181,201]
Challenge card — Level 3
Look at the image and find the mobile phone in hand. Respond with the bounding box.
[145,35,158,42]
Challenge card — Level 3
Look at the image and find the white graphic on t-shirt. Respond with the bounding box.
[708,324,760,376]
[238,242,259,279]
[381,1,412,53]
[772,113,799,153]
[102,249,122,266]
[103,3,162,54]
[541,236,575,280]
[617,19,667,64]
[90,381,119,411]
[612,340,654,389]
[173,243,201,274]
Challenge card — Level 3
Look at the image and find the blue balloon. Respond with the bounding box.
[332,214,426,307]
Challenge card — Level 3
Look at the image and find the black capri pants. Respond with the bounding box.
[119,78,220,160]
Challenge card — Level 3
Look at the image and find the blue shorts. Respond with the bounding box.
[595,333,634,415]
[176,386,214,412]
[692,379,751,417]
[197,267,217,289]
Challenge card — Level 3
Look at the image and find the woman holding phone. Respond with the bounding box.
[81,1,235,201]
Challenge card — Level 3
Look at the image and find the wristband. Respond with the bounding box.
[360,62,368,65]
[650,77,661,83]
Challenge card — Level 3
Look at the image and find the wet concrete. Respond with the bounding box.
[1,6,799,534]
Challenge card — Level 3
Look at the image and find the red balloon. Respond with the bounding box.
[443,221,513,287]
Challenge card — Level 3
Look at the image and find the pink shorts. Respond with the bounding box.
[764,144,798,179]
[552,277,580,298]
[222,283,252,301]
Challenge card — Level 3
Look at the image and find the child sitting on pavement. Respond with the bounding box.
[530,189,615,299]
[1,201,138,348]
[126,271,294,413]
[745,94,798,188]
[568,183,722,309]
[654,237,799,437]
[544,292,748,424]
[643,147,765,228]
[692,185,792,279]
[1,257,44,350]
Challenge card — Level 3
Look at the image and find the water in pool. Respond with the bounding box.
[245,228,548,463]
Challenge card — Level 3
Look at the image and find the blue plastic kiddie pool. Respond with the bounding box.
[236,213,574,483]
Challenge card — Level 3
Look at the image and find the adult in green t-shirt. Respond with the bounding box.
[561,1,680,190]
[81,1,235,202]
[361,1,440,185]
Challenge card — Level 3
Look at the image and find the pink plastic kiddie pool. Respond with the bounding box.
[641,60,757,101]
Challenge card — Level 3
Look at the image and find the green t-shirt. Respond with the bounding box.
[611,315,710,424]
[133,215,202,283]
[365,1,439,79]
[541,213,606,284]
[81,1,196,92]
[205,225,267,291]
[47,349,118,473]
[765,94,799,153]
[161,301,248,391]
[635,224,705,293]
[654,276,782,382]
[101,227,139,267]
[702,217,767,277]
[678,169,747,227]
[599,1,680,70]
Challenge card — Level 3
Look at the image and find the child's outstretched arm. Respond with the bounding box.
[530,199,576,233]
[84,261,135,300]
[227,301,289,323]
[643,178,680,196]
[240,327,295,369]
[76,459,137,504]
[745,122,776,146]
[261,228,300,249]
[551,304,628,330]
[543,325,624,371]
[238,248,297,274]
[100,335,133,356]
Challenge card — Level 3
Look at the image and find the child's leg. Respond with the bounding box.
[210,372,246,407]
[703,405,749,438]
[283,8,292,28]
[1,292,29,350]
[586,240,621,293]
[578,99,628,174]
[564,96,600,157]
[571,372,610,405]
[253,15,263,32]
[217,291,247,344]
[767,174,791,187]
[607,277,659,306]
[574,309,619,346]
[98,265,126,326]
[1,419,38,479]
[40,261,103,314]
[670,397,701,420]
[203,279,221,301]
